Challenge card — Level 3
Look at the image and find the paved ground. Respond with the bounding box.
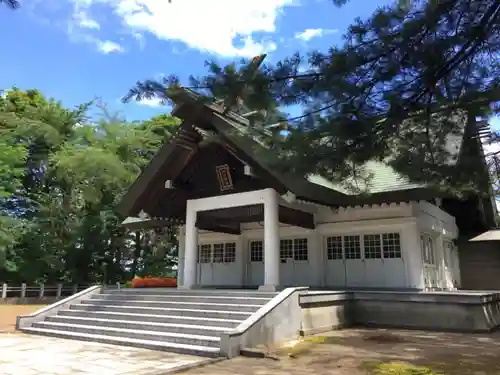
[180,328,500,375]
[2,328,500,374]
[0,334,208,375]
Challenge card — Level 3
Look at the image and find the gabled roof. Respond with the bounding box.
[117,89,457,217]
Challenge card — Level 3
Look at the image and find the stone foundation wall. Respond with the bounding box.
[300,292,351,335]
[299,290,500,334]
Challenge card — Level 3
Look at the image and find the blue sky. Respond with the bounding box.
[1,0,498,129]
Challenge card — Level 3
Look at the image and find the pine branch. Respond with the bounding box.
[1,0,20,9]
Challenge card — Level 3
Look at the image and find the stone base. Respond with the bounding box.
[299,290,500,333]
[258,284,278,292]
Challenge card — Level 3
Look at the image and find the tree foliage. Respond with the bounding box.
[0,88,181,284]
[0,0,20,10]
[126,0,499,196]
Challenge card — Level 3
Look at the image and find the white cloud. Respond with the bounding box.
[97,40,124,54]
[66,6,124,54]
[73,10,100,29]
[73,0,297,57]
[295,27,338,41]
[137,97,164,108]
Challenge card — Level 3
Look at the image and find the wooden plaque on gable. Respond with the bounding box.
[216,164,234,191]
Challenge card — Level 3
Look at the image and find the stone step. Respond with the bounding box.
[78,299,263,313]
[57,310,243,328]
[90,293,272,304]
[32,321,221,348]
[104,288,277,298]
[70,303,253,320]
[21,327,221,357]
[45,316,230,336]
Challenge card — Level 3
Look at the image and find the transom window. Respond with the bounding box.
[280,239,293,260]
[344,235,361,259]
[280,238,308,261]
[199,244,212,263]
[326,233,402,260]
[382,233,401,258]
[294,238,308,261]
[364,234,382,259]
[213,243,224,263]
[224,243,236,263]
[421,234,436,265]
[249,240,263,262]
[198,242,237,264]
[326,236,343,260]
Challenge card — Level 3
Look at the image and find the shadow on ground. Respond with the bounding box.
[179,328,500,375]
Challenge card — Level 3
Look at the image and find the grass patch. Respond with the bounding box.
[361,361,443,375]
[372,362,441,375]
[270,336,330,358]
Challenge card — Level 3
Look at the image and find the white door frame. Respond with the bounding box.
[183,188,280,290]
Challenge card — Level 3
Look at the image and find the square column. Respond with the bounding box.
[435,232,447,290]
[177,226,185,287]
[401,222,425,290]
[181,207,198,289]
[259,189,280,292]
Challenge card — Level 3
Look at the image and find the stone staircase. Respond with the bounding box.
[20,288,277,357]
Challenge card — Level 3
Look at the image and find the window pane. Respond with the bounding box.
[344,235,361,259]
[427,237,435,264]
[280,239,293,260]
[326,236,343,260]
[250,240,263,262]
[213,243,224,263]
[364,234,382,259]
[224,242,236,263]
[199,244,212,263]
[382,233,401,259]
[293,238,308,261]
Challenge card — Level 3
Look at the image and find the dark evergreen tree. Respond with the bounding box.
[125,0,499,195]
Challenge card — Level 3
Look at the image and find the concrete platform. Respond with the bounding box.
[300,289,500,335]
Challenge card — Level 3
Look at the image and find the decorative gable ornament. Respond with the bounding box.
[216,164,234,191]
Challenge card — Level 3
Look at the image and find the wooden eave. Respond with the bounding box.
[116,121,202,217]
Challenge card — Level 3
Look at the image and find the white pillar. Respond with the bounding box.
[453,242,461,288]
[259,189,280,291]
[177,226,186,288]
[181,205,198,289]
[435,231,446,290]
[401,222,425,290]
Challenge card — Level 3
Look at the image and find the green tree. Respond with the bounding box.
[0,131,27,266]
[0,87,181,284]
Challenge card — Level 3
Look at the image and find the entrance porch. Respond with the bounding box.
[177,188,315,292]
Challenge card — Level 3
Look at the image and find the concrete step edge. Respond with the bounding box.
[94,294,272,301]
[21,327,221,356]
[73,304,253,315]
[105,289,276,294]
[57,310,244,323]
[82,300,265,308]
[34,321,221,341]
[47,316,231,331]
